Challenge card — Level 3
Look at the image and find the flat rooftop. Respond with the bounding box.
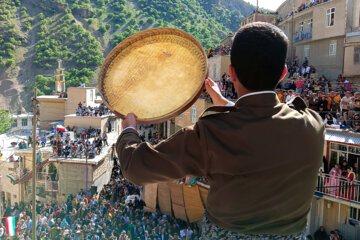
[48,132,119,165]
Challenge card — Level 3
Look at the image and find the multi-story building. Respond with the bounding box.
[343,0,360,82]
[309,129,360,239]
[9,113,34,135]
[277,0,359,80]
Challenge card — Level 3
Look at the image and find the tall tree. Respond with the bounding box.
[0,110,14,134]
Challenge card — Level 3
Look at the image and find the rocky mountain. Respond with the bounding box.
[0,0,255,112]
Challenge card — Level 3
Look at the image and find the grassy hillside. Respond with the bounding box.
[0,0,255,112]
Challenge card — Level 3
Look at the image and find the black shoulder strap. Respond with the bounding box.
[200,106,236,118]
[287,96,308,111]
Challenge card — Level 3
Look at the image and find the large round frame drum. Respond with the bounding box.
[98,28,208,123]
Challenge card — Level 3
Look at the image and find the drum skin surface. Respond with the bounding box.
[98,28,208,123]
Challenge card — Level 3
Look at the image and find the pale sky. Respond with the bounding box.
[246,0,286,11]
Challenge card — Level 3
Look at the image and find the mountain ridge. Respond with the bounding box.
[0,0,255,112]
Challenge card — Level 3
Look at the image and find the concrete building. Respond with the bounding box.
[39,87,97,130]
[343,0,360,82]
[208,55,231,82]
[307,129,360,239]
[172,99,212,132]
[220,33,234,46]
[276,0,357,80]
[240,12,276,27]
[0,148,52,209]
[0,132,118,205]
[9,113,34,135]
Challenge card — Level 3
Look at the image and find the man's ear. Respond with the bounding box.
[229,64,238,84]
[279,65,288,82]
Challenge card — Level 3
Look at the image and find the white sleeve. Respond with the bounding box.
[226,101,235,107]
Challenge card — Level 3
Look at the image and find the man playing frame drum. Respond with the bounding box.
[116,22,325,239]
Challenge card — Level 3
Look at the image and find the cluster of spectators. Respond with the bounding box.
[76,103,110,117]
[207,45,231,58]
[49,130,108,159]
[200,73,238,102]
[287,57,316,79]
[0,158,201,239]
[276,72,360,131]
[276,0,332,24]
[218,73,238,100]
[138,125,162,145]
[317,161,359,202]
[313,226,344,240]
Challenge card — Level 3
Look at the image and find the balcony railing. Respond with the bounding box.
[315,173,360,204]
[295,28,312,42]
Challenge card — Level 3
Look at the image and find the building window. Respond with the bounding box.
[354,47,360,64]
[12,120,17,128]
[329,41,337,56]
[298,22,304,32]
[191,106,197,124]
[304,45,310,58]
[350,207,360,221]
[326,8,335,27]
[308,19,313,29]
[21,119,28,127]
[90,90,94,101]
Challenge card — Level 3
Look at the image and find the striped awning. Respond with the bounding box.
[325,130,360,145]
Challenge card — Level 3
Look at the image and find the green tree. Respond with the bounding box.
[0,110,13,134]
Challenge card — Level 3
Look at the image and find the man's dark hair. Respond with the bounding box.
[231,22,289,91]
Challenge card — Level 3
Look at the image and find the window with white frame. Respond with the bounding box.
[308,19,313,29]
[304,45,310,58]
[191,106,197,123]
[329,41,337,56]
[326,8,335,27]
[298,22,304,32]
[354,47,360,64]
[350,207,360,221]
[21,119,28,127]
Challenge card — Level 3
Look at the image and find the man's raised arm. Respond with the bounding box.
[116,114,208,186]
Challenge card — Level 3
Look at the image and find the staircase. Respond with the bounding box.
[15,157,52,184]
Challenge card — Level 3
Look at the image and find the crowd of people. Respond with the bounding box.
[287,57,316,79]
[0,158,201,239]
[276,0,332,24]
[313,226,344,240]
[276,75,360,131]
[76,103,110,117]
[48,129,108,159]
[207,45,231,58]
[317,162,359,202]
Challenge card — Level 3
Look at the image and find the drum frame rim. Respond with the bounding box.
[98,27,208,124]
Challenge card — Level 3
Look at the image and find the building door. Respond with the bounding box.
[323,201,339,231]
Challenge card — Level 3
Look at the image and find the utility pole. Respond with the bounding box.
[32,88,38,240]
[85,147,88,194]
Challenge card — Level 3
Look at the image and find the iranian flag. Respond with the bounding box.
[6,174,16,184]
[56,124,67,132]
[5,216,15,236]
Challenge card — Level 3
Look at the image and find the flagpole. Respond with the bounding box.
[32,88,38,240]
